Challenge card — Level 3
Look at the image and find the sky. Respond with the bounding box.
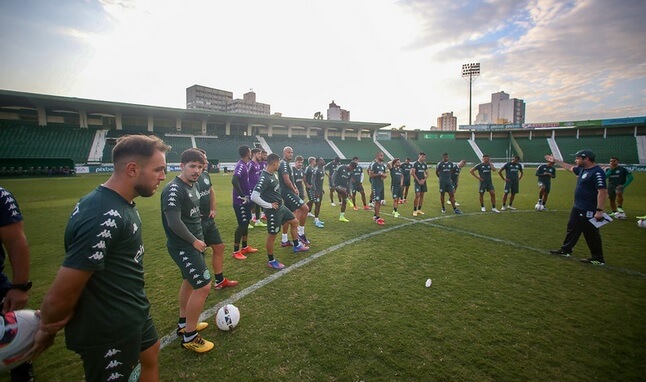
[0,0,645,130]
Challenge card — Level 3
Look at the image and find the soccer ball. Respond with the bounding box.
[534,203,543,211]
[638,219,646,228]
[615,212,626,220]
[0,310,40,371]
[215,304,240,331]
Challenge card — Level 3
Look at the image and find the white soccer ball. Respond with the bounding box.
[615,212,626,220]
[215,304,240,331]
[534,203,543,211]
[0,309,40,371]
[638,219,646,228]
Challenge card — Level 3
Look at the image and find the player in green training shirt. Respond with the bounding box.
[389,158,404,217]
[251,153,309,270]
[535,158,556,210]
[332,161,357,222]
[470,154,500,213]
[436,153,462,214]
[498,155,524,211]
[411,152,429,216]
[605,156,633,219]
[162,148,214,353]
[31,135,169,381]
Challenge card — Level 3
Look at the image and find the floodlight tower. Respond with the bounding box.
[462,63,480,126]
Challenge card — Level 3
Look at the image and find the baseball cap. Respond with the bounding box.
[575,149,596,161]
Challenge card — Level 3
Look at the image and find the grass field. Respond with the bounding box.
[1,169,645,381]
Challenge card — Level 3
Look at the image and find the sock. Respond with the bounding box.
[268,254,275,261]
[394,208,398,212]
[242,241,247,248]
[282,233,288,242]
[293,239,299,247]
[183,330,198,342]
[315,218,320,223]
[214,273,224,284]
[178,317,187,329]
[298,226,304,235]
[481,204,485,207]
[234,245,240,252]
[340,212,345,218]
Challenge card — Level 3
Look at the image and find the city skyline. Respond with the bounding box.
[0,0,644,130]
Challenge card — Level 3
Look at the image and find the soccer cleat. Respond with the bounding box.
[176,321,209,335]
[549,249,571,257]
[501,206,507,211]
[413,210,418,217]
[353,206,359,211]
[315,220,325,228]
[617,207,625,213]
[331,202,337,207]
[492,208,501,213]
[254,220,266,227]
[417,210,425,215]
[281,241,293,247]
[298,234,311,245]
[481,207,486,212]
[339,216,350,222]
[293,243,310,252]
[455,201,461,206]
[393,211,400,218]
[241,245,259,254]
[232,250,247,260]
[307,212,315,217]
[454,209,463,215]
[637,215,646,220]
[181,334,214,353]
[375,217,385,225]
[261,214,267,220]
[214,278,238,290]
[267,259,285,269]
[347,199,355,208]
[363,205,372,210]
[441,209,446,214]
[381,200,386,205]
[580,258,605,266]
[247,223,254,229]
[508,206,517,210]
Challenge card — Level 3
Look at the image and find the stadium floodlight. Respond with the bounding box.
[462,63,480,126]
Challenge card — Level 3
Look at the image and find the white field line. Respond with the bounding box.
[160,209,645,350]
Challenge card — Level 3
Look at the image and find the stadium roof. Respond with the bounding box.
[0,89,391,133]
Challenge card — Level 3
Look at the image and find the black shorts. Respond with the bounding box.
[391,185,402,199]
[414,182,427,193]
[352,182,364,193]
[265,205,296,234]
[168,246,211,289]
[439,179,454,193]
[372,184,385,201]
[479,181,495,193]
[504,181,519,194]
[201,218,223,246]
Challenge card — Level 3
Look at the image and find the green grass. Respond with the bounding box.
[1,170,645,381]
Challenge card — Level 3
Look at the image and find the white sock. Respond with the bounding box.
[282,233,288,242]
[298,226,305,235]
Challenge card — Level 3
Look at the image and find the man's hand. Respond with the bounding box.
[193,239,207,252]
[1,289,28,313]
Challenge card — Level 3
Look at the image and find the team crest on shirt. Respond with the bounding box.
[203,178,210,185]
[582,173,588,179]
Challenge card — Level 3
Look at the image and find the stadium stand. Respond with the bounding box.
[162,135,194,163]
[195,135,258,162]
[554,135,639,164]
[264,136,337,159]
[378,136,418,160]
[414,137,479,163]
[513,137,552,163]
[0,124,95,163]
[473,137,513,160]
[329,138,381,160]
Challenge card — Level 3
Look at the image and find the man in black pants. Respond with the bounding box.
[547,150,608,265]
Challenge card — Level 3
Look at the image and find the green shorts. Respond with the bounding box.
[537,181,551,194]
[77,315,158,382]
[265,205,295,235]
[439,179,454,193]
[168,246,211,289]
[479,181,495,193]
[504,181,519,194]
[201,218,223,246]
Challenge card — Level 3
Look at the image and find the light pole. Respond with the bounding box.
[462,63,480,126]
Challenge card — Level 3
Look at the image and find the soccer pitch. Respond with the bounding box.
[2,170,645,381]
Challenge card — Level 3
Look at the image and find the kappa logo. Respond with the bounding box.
[189,268,196,274]
[104,348,122,358]
[107,372,125,381]
[88,251,104,261]
[132,223,139,233]
[182,256,188,261]
[4,196,14,204]
[185,262,192,267]
[134,244,144,263]
[168,202,177,207]
[168,197,176,202]
[8,203,17,210]
[179,251,185,255]
[169,192,177,197]
[101,219,118,228]
[0,190,8,197]
[93,240,107,249]
[105,359,123,369]
[11,210,19,217]
[193,274,200,279]
[104,210,122,218]
[96,230,113,239]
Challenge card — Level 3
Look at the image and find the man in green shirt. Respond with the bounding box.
[332,161,357,222]
[251,154,309,270]
[30,135,170,381]
[605,156,633,219]
[162,149,213,353]
[470,154,500,213]
[498,155,524,211]
[411,152,428,217]
[535,159,556,211]
[436,153,462,214]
